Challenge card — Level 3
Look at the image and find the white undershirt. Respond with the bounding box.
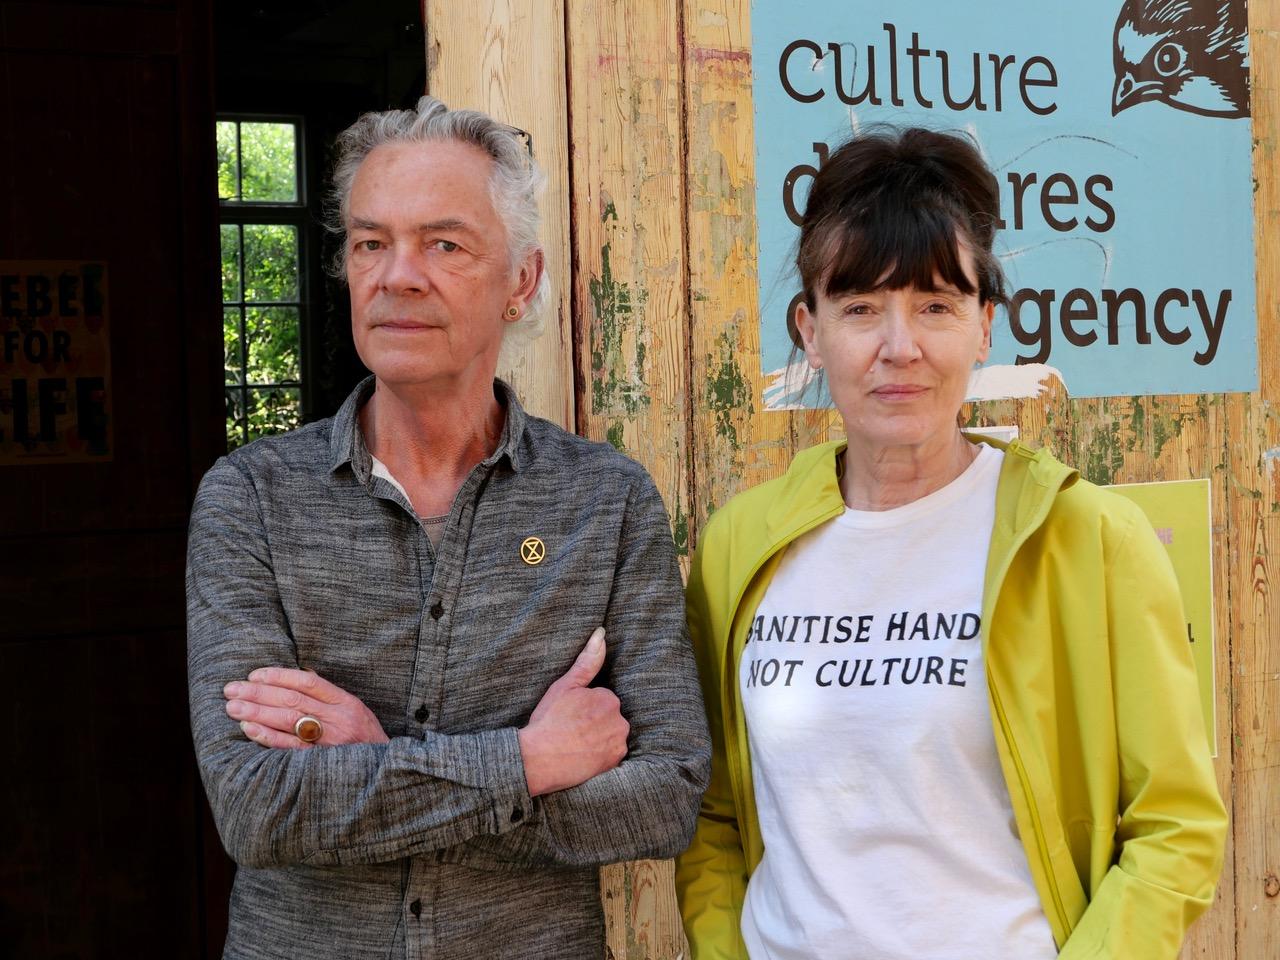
[370,455,448,547]
[739,445,1057,960]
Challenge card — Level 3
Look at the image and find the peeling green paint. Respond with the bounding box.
[606,421,625,451]
[622,862,640,959]
[1146,398,1204,459]
[1127,400,1144,451]
[1152,411,1172,458]
[672,500,689,556]
[589,242,649,416]
[705,332,752,449]
[1083,420,1125,485]
[601,199,618,223]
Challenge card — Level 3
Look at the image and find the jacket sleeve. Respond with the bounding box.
[461,471,712,866]
[1058,503,1228,960]
[674,528,752,960]
[187,458,533,869]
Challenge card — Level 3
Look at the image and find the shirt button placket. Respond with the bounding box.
[404,857,426,960]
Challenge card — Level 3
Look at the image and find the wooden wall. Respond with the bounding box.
[425,1,1277,958]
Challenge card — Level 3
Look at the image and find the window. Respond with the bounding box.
[216,118,307,450]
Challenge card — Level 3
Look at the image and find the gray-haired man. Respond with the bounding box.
[186,97,710,959]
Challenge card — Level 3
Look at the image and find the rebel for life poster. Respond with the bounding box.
[0,261,112,463]
[753,0,1256,407]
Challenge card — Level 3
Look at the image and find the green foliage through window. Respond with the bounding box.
[243,225,298,302]
[241,123,298,202]
[218,118,304,449]
[216,122,238,201]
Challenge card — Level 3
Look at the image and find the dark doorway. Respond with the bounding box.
[0,1,221,956]
[0,2,424,957]
[215,0,427,438]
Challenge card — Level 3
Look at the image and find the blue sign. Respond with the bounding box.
[753,0,1256,406]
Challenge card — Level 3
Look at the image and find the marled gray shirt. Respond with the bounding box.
[186,378,710,960]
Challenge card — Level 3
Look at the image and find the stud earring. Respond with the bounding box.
[506,306,519,319]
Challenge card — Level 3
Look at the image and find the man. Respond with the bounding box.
[187,96,710,959]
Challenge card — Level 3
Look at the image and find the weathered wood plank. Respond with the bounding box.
[684,0,794,531]
[1189,395,1237,960]
[1230,2,1280,955]
[563,3,691,955]
[566,0,692,546]
[424,0,575,429]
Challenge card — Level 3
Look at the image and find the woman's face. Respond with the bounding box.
[794,245,993,453]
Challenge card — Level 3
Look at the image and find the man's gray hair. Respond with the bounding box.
[326,95,549,346]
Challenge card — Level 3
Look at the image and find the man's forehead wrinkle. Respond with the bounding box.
[347,214,480,236]
[417,217,470,232]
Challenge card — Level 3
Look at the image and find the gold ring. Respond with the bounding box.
[294,715,323,744]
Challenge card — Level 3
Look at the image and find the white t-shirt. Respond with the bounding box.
[739,444,1057,960]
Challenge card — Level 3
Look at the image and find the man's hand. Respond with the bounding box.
[518,627,629,797]
[224,668,390,749]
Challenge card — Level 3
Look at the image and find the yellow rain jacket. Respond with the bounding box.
[676,436,1226,960]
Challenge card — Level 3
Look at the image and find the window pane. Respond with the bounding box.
[225,389,246,450]
[243,224,298,301]
[246,387,301,441]
[224,307,244,384]
[240,122,297,202]
[216,121,239,200]
[220,224,241,301]
[246,306,300,383]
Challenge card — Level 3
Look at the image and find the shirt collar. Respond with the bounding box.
[328,375,528,479]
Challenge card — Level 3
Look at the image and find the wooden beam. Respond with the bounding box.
[564,1,692,954]
[424,0,575,429]
[684,0,794,536]
[1229,1,1280,955]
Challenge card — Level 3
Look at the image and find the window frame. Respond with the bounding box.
[217,113,312,448]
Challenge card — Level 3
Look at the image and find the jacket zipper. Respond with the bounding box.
[981,485,1073,941]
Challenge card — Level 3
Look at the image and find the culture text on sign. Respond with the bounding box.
[778,23,1059,115]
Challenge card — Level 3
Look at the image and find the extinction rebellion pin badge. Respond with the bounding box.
[520,537,545,566]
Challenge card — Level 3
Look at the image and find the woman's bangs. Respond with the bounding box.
[820,201,977,299]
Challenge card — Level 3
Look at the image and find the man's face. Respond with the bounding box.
[345,139,530,389]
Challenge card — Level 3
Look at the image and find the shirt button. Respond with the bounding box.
[430,602,444,620]
[409,898,422,918]
[510,805,524,823]
[414,705,429,723]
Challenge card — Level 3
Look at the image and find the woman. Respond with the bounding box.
[675,128,1226,960]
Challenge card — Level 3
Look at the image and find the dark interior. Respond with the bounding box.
[0,2,422,955]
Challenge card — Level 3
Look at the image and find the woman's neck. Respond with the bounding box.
[839,430,978,511]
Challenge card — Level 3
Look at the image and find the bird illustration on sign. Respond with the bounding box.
[1111,0,1250,117]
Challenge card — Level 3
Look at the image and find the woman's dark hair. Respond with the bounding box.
[793,127,1007,340]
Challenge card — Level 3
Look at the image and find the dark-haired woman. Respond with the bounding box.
[675,128,1225,960]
